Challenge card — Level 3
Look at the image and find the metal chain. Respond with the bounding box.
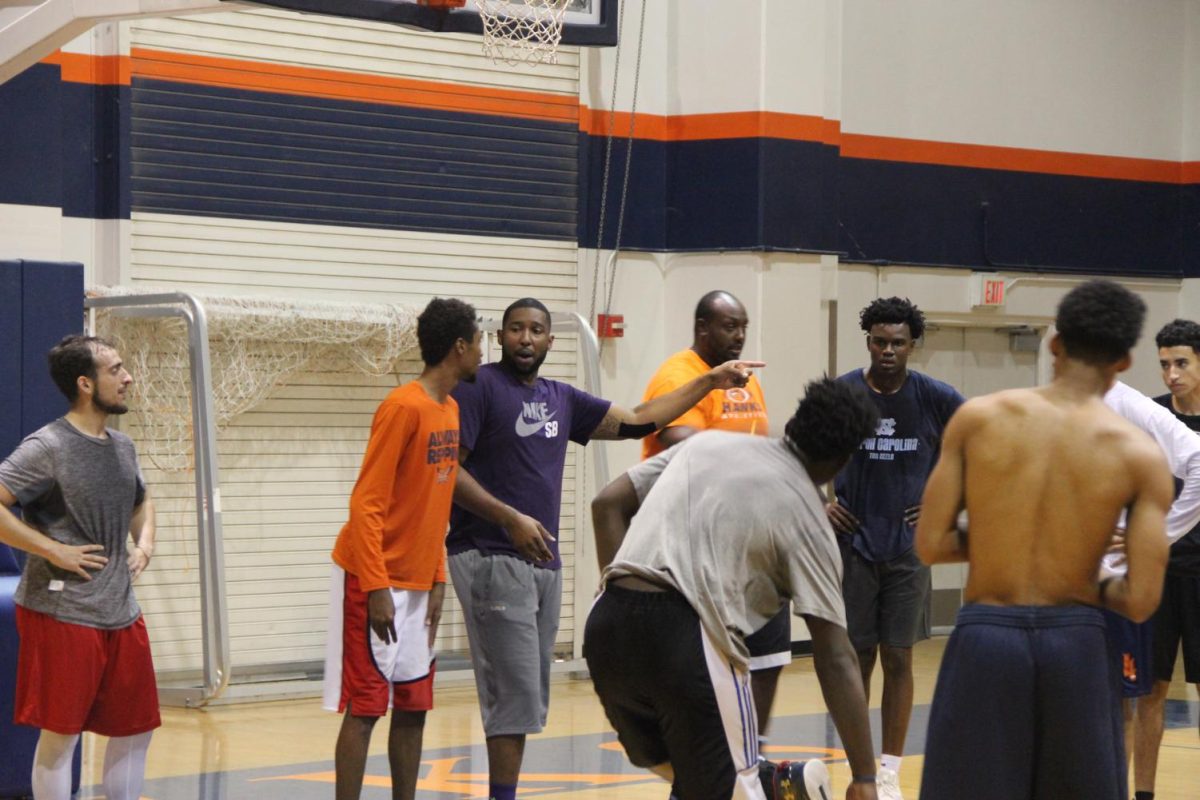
[598,0,647,355]
[587,0,628,331]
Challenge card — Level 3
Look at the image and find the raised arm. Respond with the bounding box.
[915,403,975,565]
[0,484,107,579]
[452,446,555,562]
[1100,443,1172,622]
[589,359,765,440]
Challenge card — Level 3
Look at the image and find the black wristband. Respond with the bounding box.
[852,775,876,784]
[616,420,658,439]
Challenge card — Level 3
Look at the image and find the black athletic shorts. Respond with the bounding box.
[1153,573,1200,684]
[583,583,764,800]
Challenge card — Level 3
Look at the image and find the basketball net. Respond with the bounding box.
[476,0,570,66]
[90,287,419,471]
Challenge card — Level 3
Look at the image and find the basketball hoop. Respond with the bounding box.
[475,0,571,67]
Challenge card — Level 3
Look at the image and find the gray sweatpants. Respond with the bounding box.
[448,549,562,737]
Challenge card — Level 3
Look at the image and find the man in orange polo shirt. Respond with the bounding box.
[640,290,783,751]
[323,297,482,800]
[642,290,769,459]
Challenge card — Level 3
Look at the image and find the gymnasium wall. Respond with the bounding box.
[1,0,1198,669]
[0,8,593,677]
[580,0,1197,274]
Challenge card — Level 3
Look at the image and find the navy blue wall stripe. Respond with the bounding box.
[129,78,578,240]
[580,132,1191,277]
[0,261,82,458]
[0,64,129,219]
[2,58,1196,277]
[836,157,1183,276]
[0,66,64,210]
[0,264,23,460]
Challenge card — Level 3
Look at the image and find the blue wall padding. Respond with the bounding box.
[19,260,83,438]
[0,262,21,461]
[0,261,84,797]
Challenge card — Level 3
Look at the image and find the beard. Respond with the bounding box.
[500,348,548,376]
[92,394,129,415]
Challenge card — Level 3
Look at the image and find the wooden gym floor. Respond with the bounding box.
[72,637,1199,799]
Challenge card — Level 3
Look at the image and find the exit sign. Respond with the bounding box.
[973,274,1006,307]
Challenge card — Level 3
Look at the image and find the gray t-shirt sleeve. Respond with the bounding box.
[625,444,681,501]
[778,516,847,629]
[0,435,56,506]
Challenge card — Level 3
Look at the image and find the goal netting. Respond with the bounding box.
[90,287,421,471]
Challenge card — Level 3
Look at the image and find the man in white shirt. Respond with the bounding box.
[1102,379,1200,799]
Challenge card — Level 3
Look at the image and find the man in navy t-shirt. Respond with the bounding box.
[827,297,964,800]
[448,297,764,800]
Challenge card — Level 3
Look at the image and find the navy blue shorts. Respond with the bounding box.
[744,606,792,670]
[1102,609,1154,698]
[920,605,1126,800]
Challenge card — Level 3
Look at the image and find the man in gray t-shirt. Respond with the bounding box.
[585,377,882,800]
[0,335,159,800]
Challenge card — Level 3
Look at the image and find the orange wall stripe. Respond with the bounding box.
[840,133,1182,184]
[578,108,841,144]
[130,48,578,124]
[35,50,1200,184]
[40,52,131,85]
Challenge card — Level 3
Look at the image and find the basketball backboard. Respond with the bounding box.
[227,0,617,46]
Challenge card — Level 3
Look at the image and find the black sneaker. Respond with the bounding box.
[759,759,831,800]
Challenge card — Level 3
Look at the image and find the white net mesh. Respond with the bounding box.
[477,0,570,66]
[90,288,420,471]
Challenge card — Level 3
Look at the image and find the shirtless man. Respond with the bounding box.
[914,280,1172,800]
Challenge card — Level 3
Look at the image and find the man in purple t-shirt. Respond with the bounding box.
[449,297,763,800]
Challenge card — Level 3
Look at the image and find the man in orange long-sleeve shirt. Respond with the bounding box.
[323,297,483,800]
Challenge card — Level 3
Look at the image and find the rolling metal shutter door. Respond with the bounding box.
[124,9,583,679]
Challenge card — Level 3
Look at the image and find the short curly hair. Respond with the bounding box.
[1155,318,1200,353]
[1055,280,1145,365]
[859,297,925,341]
[417,297,478,366]
[784,377,879,464]
[503,297,551,329]
[48,335,116,402]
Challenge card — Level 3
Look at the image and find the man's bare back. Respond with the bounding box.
[917,383,1172,622]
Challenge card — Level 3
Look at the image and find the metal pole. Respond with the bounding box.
[84,293,229,706]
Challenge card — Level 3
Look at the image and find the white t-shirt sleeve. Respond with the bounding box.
[1106,382,1200,544]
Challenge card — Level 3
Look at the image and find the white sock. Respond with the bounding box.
[102,731,153,800]
[32,730,79,800]
[881,753,903,774]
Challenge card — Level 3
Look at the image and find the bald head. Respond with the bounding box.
[692,290,748,366]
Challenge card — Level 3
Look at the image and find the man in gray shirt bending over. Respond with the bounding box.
[586,377,880,800]
[0,335,158,800]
